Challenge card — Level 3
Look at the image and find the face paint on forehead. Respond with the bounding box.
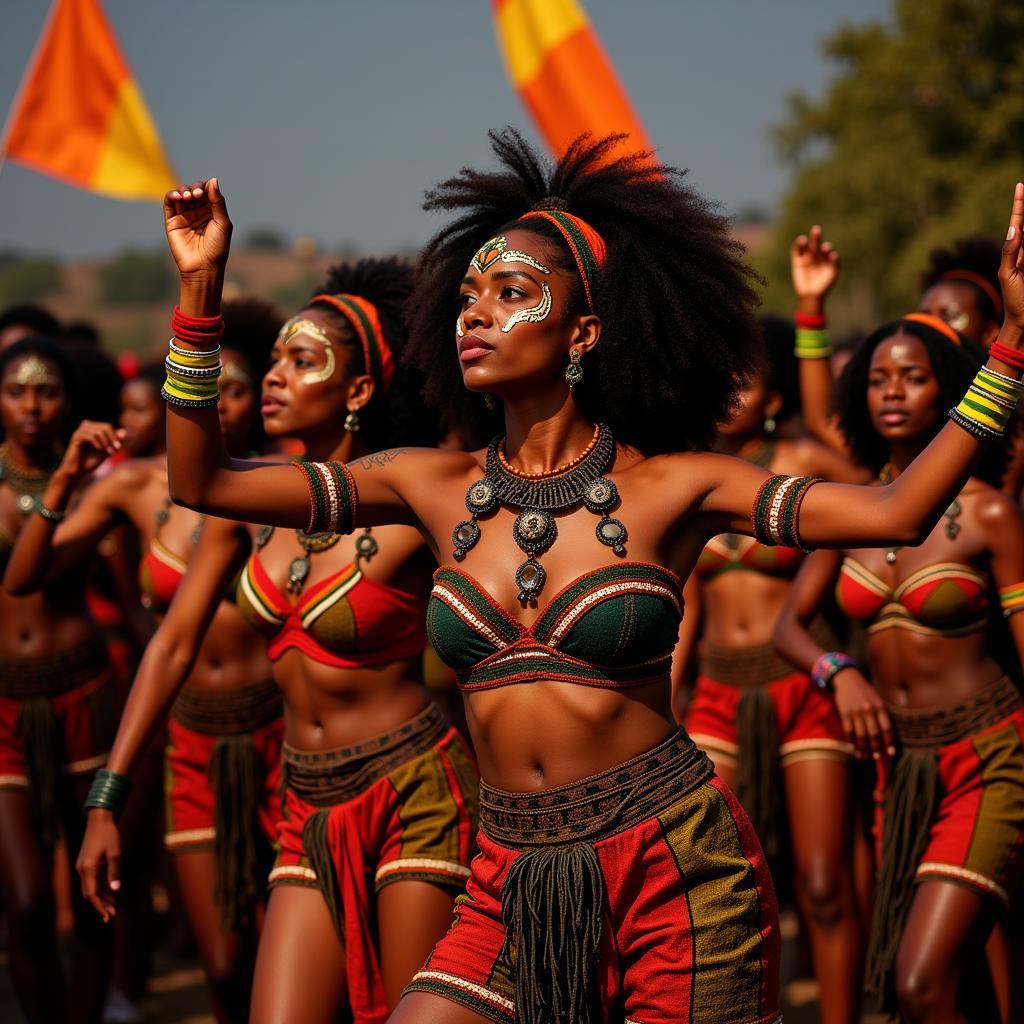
[940,304,970,333]
[500,250,551,275]
[472,235,507,274]
[220,360,253,386]
[279,316,337,385]
[501,283,553,334]
[12,355,59,388]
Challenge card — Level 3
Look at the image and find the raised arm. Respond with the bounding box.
[4,421,129,595]
[790,225,850,455]
[160,179,417,530]
[979,489,1024,665]
[77,516,249,921]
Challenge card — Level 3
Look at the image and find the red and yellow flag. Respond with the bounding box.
[1,0,175,201]
[492,0,654,162]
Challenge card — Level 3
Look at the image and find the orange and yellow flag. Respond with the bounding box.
[492,0,654,162]
[1,0,175,201]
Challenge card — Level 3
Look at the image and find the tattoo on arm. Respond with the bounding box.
[357,448,409,471]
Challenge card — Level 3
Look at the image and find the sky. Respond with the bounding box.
[0,0,889,259]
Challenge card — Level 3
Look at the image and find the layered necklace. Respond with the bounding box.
[879,463,961,564]
[452,422,627,602]
[0,443,57,516]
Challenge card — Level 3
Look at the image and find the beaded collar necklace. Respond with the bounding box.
[451,422,627,602]
[0,443,58,516]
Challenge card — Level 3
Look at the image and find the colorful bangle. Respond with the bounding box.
[988,342,1024,371]
[33,495,66,522]
[795,326,832,360]
[168,338,222,362]
[999,582,1024,618]
[794,311,827,329]
[170,307,224,346]
[752,473,821,548]
[811,651,861,692]
[292,460,358,535]
[84,768,132,815]
[949,365,1024,441]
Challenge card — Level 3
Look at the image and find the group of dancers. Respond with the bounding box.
[1,130,1022,1024]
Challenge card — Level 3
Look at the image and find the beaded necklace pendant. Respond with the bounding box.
[451,423,627,602]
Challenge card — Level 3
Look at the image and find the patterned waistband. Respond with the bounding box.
[888,676,1023,749]
[699,640,800,687]
[171,678,282,736]
[0,633,110,699]
[479,727,714,848]
[282,701,447,807]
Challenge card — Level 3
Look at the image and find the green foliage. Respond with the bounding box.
[0,255,60,304]
[243,227,288,251]
[270,270,319,312]
[768,0,1024,328]
[99,248,175,305]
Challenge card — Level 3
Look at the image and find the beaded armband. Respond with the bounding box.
[292,460,358,535]
[161,309,225,408]
[752,473,821,548]
[811,651,861,692]
[949,366,1024,442]
[84,768,132,815]
[999,583,1024,618]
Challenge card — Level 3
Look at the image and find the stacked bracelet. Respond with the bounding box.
[811,651,861,692]
[33,495,66,522]
[949,365,1024,441]
[752,473,821,548]
[84,768,132,815]
[989,342,1024,372]
[292,459,358,535]
[999,582,1024,618]
[162,308,225,409]
[794,312,831,359]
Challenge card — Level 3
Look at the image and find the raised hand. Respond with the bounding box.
[163,178,233,279]
[998,182,1024,339]
[58,421,124,484]
[791,225,840,311]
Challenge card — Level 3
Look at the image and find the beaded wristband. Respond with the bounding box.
[292,460,358,535]
[164,356,222,379]
[752,473,821,548]
[33,495,66,522]
[795,326,832,360]
[168,338,222,361]
[811,651,861,692]
[84,768,132,815]
[999,583,1024,618]
[949,365,1024,440]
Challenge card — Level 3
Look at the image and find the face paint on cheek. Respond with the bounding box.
[456,314,465,338]
[501,283,553,334]
[279,317,338,385]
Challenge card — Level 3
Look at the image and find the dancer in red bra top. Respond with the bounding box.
[47,259,479,1024]
[775,313,1024,1023]
[5,302,283,1024]
[677,316,868,1024]
[156,138,1024,1024]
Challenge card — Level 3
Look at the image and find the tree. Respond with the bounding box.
[767,0,1024,327]
[0,256,60,305]
[99,248,175,305]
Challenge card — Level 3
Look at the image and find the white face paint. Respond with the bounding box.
[455,313,465,338]
[500,282,553,334]
[499,251,551,275]
[279,317,336,385]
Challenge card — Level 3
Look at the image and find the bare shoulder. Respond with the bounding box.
[778,436,866,482]
[628,449,751,487]
[969,478,1023,531]
[94,456,164,497]
[351,446,482,479]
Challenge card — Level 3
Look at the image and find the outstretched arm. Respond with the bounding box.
[4,421,128,595]
[77,516,249,921]
[160,179,417,530]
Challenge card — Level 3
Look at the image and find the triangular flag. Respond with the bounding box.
[492,0,654,162]
[1,0,176,201]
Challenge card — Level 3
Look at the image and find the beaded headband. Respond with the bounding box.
[519,209,607,313]
[939,270,1003,317]
[900,312,963,347]
[309,293,396,393]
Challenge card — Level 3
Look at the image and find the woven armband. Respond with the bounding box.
[293,460,358,535]
[752,473,821,548]
[999,582,1024,618]
[949,366,1024,442]
[811,651,861,692]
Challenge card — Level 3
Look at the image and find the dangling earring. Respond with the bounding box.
[344,410,361,432]
[565,348,583,391]
[484,395,498,411]
[763,415,777,435]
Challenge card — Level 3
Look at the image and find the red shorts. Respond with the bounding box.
[0,638,115,788]
[270,702,479,1024]
[163,681,284,851]
[877,681,1024,905]
[686,671,852,768]
[406,730,781,1024]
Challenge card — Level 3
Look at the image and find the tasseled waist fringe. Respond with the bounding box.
[171,677,282,736]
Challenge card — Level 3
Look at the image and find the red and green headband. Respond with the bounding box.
[310,293,395,393]
[519,210,607,313]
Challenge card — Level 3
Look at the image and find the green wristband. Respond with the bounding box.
[33,495,66,522]
[84,768,132,815]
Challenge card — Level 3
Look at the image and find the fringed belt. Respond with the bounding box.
[0,633,109,700]
[886,675,1022,749]
[171,678,282,736]
[479,730,712,1024]
[282,701,446,808]
[867,676,1023,1012]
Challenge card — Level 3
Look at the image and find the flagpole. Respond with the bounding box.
[0,0,62,186]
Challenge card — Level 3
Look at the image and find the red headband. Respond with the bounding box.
[939,270,1003,317]
[519,210,607,312]
[901,312,963,347]
[310,293,395,392]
